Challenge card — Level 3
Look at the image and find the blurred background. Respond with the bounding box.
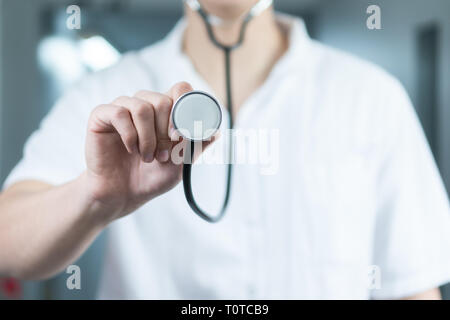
[0,0,449,299]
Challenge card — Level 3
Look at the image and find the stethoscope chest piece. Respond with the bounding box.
[171,91,222,141]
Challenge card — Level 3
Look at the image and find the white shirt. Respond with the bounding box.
[4,14,450,299]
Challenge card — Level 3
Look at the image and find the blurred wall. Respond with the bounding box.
[0,1,51,298]
[314,0,450,193]
[0,0,47,183]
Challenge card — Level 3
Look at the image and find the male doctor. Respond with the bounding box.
[1,0,450,299]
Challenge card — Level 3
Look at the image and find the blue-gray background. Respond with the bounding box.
[0,0,449,299]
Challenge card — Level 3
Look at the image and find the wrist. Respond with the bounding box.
[73,171,120,228]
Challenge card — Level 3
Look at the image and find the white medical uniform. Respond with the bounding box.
[4,14,450,299]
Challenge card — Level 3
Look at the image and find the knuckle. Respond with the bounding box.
[113,106,128,120]
[88,105,105,129]
[134,102,151,118]
[154,95,172,112]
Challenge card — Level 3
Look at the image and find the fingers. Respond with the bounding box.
[133,82,194,161]
[113,96,157,162]
[90,82,194,163]
[134,91,173,162]
[90,104,138,154]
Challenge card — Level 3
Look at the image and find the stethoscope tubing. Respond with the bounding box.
[182,0,271,223]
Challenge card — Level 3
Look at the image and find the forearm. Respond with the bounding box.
[0,173,107,280]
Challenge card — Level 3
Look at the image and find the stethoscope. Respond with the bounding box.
[171,0,273,223]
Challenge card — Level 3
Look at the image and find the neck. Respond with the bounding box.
[183,5,287,116]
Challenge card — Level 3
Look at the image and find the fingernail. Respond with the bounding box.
[157,150,169,162]
[144,153,154,163]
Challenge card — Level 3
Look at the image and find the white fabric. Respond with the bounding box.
[4,14,450,299]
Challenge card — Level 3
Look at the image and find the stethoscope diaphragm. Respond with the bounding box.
[171,91,222,141]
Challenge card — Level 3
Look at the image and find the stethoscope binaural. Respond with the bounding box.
[171,0,273,223]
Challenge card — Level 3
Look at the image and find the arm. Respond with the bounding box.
[0,176,105,280]
[0,82,210,280]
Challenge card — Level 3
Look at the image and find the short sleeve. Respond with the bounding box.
[371,80,450,299]
[2,84,90,189]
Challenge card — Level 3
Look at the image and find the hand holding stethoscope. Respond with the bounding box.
[84,0,273,225]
